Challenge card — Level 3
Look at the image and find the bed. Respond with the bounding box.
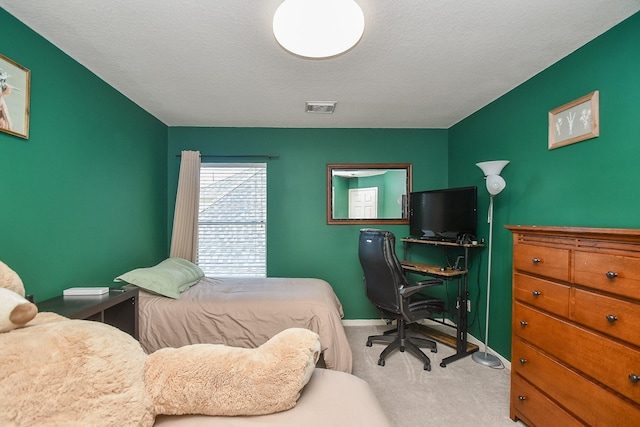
[136,276,353,373]
[153,368,390,427]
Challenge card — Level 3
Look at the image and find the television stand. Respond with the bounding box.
[400,238,484,367]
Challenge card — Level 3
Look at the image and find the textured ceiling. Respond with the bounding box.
[1,1,638,128]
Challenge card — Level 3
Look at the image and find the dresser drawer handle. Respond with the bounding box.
[532,290,541,297]
[532,258,541,264]
[519,358,527,365]
[518,396,526,402]
[606,271,618,279]
[519,321,528,327]
[630,374,640,383]
[606,314,618,322]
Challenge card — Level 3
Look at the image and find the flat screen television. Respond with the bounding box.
[409,186,478,241]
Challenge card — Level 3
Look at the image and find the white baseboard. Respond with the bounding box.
[342,319,388,326]
[342,318,511,370]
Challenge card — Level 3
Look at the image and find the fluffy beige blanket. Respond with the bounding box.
[1,319,154,426]
[0,318,320,426]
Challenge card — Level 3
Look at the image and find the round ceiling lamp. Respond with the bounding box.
[273,0,365,59]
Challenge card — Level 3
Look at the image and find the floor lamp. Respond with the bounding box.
[472,160,509,368]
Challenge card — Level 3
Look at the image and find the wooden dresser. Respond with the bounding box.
[505,225,640,426]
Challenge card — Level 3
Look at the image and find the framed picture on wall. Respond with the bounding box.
[548,90,599,150]
[0,53,31,139]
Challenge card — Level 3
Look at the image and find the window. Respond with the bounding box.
[198,163,266,277]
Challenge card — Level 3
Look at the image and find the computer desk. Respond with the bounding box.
[400,238,483,367]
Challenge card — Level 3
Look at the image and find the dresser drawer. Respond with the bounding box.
[513,244,570,281]
[574,251,640,300]
[512,302,568,349]
[513,302,640,403]
[514,273,570,317]
[512,337,640,427]
[510,374,584,427]
[572,288,640,347]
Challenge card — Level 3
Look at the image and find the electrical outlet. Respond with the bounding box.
[467,300,471,312]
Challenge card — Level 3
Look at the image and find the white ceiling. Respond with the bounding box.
[2,1,638,128]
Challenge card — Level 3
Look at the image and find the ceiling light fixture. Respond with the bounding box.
[273,0,365,59]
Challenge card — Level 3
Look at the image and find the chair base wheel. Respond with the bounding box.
[366,320,439,372]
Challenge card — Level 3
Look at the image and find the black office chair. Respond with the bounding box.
[358,228,445,371]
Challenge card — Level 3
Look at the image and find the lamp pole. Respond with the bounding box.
[473,160,509,368]
[472,195,501,367]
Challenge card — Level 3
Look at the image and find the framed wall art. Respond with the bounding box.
[0,53,31,139]
[548,90,599,150]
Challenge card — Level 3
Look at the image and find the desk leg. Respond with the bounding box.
[439,273,478,367]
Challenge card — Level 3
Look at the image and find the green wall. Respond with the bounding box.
[0,9,168,301]
[168,127,449,318]
[449,12,640,359]
[332,175,350,218]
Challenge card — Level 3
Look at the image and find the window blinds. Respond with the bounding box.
[198,163,266,277]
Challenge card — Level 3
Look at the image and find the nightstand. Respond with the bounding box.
[36,287,139,339]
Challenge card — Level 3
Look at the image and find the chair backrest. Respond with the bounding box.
[358,229,408,315]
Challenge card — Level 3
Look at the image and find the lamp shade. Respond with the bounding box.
[273,0,365,58]
[476,160,509,177]
[485,174,506,195]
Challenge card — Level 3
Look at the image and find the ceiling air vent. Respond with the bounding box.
[305,102,336,114]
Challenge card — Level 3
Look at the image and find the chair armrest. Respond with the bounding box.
[400,279,442,298]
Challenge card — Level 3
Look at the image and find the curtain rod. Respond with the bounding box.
[176,154,279,159]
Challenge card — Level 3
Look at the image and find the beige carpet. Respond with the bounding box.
[345,325,525,427]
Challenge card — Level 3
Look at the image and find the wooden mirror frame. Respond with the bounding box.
[326,163,412,225]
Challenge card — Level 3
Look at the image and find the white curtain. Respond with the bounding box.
[170,150,201,262]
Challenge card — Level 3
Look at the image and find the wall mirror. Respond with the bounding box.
[327,163,412,224]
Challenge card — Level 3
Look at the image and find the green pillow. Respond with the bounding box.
[114,257,205,299]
